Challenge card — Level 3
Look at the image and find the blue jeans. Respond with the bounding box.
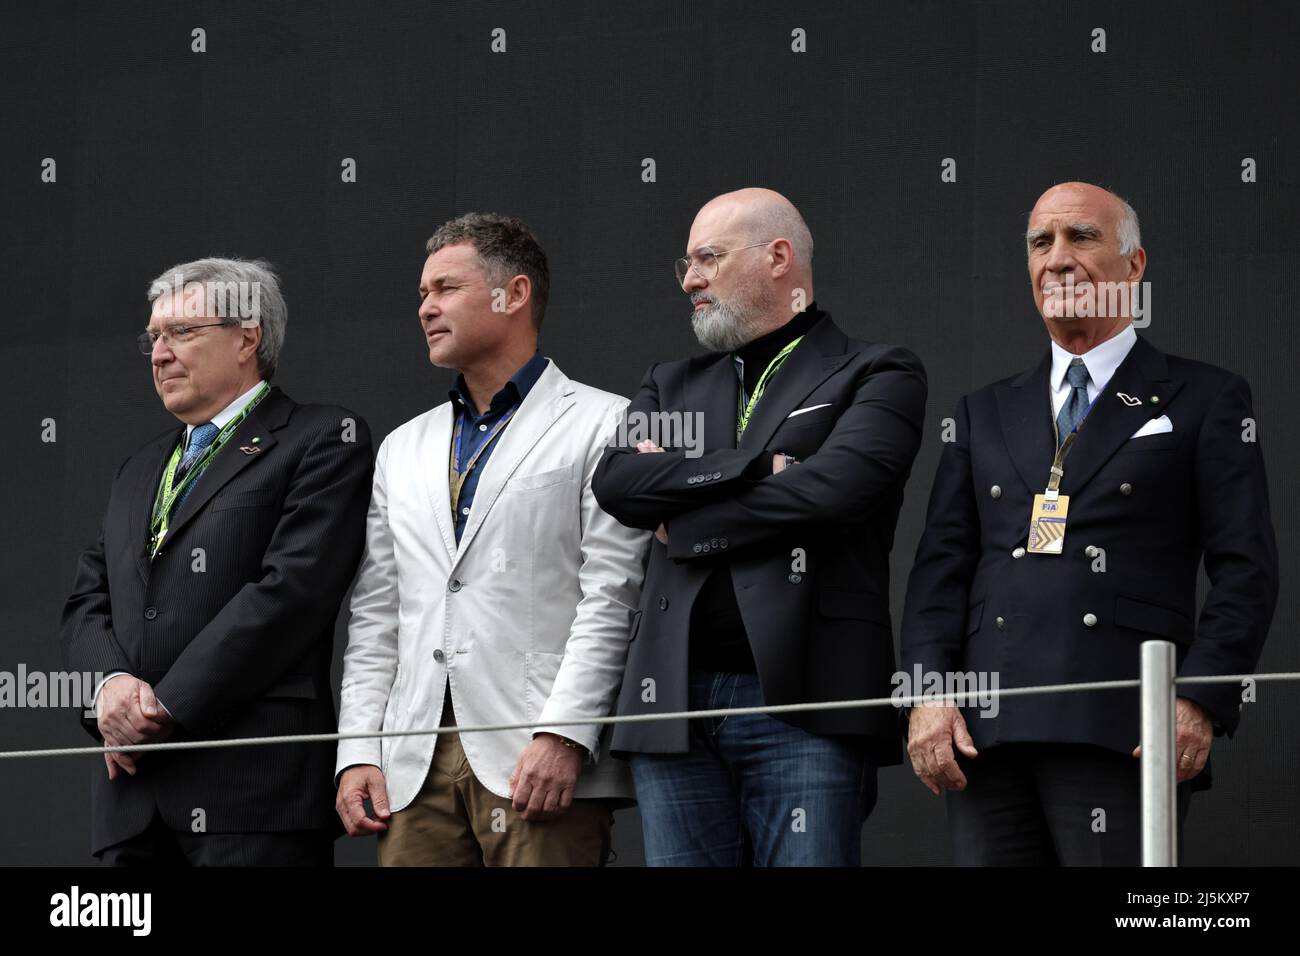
[630,670,877,866]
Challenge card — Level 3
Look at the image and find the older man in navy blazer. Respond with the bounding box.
[900,182,1278,865]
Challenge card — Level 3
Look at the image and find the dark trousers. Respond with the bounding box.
[97,811,334,867]
[946,742,1193,866]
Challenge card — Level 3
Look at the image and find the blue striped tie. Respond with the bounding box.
[1055,358,1091,446]
[173,422,219,514]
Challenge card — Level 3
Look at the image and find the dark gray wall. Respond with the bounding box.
[1,0,1295,865]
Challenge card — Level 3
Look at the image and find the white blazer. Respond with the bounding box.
[336,360,650,810]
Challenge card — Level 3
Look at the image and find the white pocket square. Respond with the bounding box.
[786,403,832,419]
[1130,414,1173,438]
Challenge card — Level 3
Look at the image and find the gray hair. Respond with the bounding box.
[1115,198,1142,256]
[146,257,287,380]
[425,213,550,327]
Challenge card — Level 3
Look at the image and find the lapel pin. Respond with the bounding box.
[251,436,261,443]
[1116,392,1141,407]
[239,445,262,456]
[1150,396,1160,404]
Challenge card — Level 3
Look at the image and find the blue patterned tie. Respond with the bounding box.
[1055,358,1091,446]
[173,422,219,514]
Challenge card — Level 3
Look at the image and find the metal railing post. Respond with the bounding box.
[1140,640,1177,867]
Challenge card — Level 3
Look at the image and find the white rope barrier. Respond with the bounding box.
[0,669,1295,762]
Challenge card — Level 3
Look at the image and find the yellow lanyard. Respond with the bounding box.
[736,336,803,442]
[448,408,516,515]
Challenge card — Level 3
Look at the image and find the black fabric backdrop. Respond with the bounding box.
[1,0,1295,865]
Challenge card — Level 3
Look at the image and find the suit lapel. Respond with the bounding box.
[685,352,739,453]
[131,430,183,584]
[451,361,575,564]
[158,387,287,549]
[737,314,854,452]
[419,402,458,563]
[1058,336,1183,496]
[995,352,1056,495]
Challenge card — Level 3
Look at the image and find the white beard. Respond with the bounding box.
[691,295,766,352]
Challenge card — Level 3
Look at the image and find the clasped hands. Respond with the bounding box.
[96,674,175,780]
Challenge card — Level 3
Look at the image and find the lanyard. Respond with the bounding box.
[736,335,803,442]
[1045,389,1100,495]
[448,406,516,516]
[148,382,270,556]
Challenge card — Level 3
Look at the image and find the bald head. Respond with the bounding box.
[1024,181,1148,352]
[1026,182,1141,256]
[691,187,815,272]
[679,188,816,350]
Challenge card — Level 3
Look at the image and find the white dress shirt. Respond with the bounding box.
[1048,323,1137,419]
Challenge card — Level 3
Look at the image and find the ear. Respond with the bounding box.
[239,322,263,366]
[1126,246,1147,283]
[767,238,794,280]
[503,274,533,318]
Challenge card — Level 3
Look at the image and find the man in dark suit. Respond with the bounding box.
[901,182,1278,865]
[593,188,927,865]
[61,257,373,865]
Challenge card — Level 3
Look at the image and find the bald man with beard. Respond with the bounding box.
[594,188,927,866]
[900,182,1278,865]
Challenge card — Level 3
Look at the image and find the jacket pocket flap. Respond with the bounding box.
[1114,594,1192,644]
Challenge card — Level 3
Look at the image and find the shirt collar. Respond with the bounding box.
[186,380,267,445]
[448,350,549,414]
[1049,323,1137,392]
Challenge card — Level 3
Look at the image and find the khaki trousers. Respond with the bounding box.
[378,690,613,867]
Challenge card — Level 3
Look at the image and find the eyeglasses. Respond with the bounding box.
[674,241,773,287]
[137,321,235,355]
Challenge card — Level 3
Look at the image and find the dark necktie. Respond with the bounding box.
[1055,358,1091,446]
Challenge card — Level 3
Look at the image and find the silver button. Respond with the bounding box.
[478,423,488,432]
[461,507,470,516]
[1120,482,1133,495]
[995,616,1006,630]
[1085,545,1098,557]
[990,485,1002,499]
[1012,547,1026,559]
[1083,613,1098,627]
[433,648,446,663]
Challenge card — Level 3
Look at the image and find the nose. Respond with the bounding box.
[419,294,437,321]
[151,335,175,366]
[682,267,707,293]
[1043,237,1079,278]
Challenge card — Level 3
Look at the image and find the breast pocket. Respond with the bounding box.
[211,485,280,511]
[506,462,575,493]
[1115,432,1181,453]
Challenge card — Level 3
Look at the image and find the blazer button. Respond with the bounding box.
[658,597,669,610]
[448,579,462,592]
[1120,482,1133,495]
[693,543,703,553]
[1083,613,1098,627]
[719,538,729,549]
[1011,547,1026,559]
[710,538,719,548]
[144,607,158,620]
[990,485,1002,499]
[788,573,802,584]
[702,543,711,553]
[433,648,446,663]
[712,471,721,479]
[995,616,1006,630]
[688,476,698,485]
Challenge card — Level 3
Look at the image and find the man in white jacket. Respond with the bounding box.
[335,213,649,866]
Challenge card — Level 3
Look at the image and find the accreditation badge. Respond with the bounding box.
[1026,492,1069,554]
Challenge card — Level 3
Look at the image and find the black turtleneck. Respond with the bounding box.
[689,302,826,674]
